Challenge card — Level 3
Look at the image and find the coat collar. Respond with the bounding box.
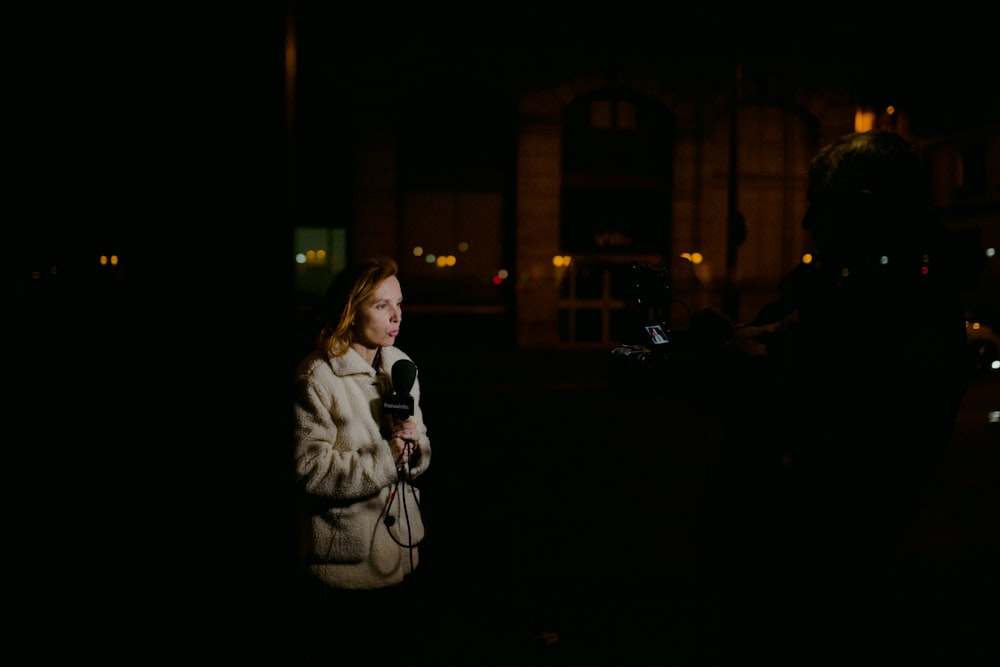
[328,345,408,380]
[328,347,379,378]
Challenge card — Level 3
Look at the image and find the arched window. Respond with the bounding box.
[558,89,675,346]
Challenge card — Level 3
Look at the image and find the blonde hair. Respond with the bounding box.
[315,256,399,358]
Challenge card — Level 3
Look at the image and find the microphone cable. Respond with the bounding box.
[383,459,424,571]
[314,459,424,590]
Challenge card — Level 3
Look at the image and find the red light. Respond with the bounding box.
[920,266,929,275]
[492,275,503,285]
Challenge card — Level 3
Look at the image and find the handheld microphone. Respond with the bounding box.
[382,359,416,418]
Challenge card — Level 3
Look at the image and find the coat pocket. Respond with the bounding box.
[311,500,380,564]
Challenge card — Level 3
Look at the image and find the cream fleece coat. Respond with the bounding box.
[294,345,430,589]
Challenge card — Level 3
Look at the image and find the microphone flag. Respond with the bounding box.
[383,359,416,417]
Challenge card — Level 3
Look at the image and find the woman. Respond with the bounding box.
[292,256,432,658]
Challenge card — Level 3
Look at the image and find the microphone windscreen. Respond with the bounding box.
[391,359,417,397]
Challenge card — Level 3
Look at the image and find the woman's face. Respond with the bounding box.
[353,275,403,349]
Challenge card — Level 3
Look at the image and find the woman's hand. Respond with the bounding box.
[390,418,419,465]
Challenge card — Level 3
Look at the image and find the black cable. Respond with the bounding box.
[401,465,415,572]
[383,464,424,552]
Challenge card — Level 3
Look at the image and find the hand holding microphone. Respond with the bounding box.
[383,359,418,466]
[389,420,418,466]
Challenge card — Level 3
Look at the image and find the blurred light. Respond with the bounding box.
[100,256,108,266]
[412,246,424,257]
[879,255,889,265]
[498,269,509,279]
[458,242,469,252]
[296,249,329,265]
[986,247,996,258]
[855,107,875,133]
[284,10,296,110]
[840,267,850,278]
[920,266,929,275]
[802,253,814,264]
[492,275,502,285]
[435,255,457,268]
[885,105,896,116]
[689,252,703,265]
[425,254,436,264]
[989,410,1000,424]
[553,255,572,267]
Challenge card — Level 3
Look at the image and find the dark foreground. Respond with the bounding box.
[12,335,995,665]
[378,346,999,666]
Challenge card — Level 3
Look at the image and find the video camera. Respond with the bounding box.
[608,262,735,395]
[609,262,685,387]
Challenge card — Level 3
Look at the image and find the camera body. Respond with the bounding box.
[609,262,686,391]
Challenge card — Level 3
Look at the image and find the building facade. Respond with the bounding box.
[290,17,999,351]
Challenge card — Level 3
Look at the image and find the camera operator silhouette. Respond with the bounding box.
[695,130,974,665]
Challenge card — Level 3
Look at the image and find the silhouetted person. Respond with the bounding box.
[697,130,972,665]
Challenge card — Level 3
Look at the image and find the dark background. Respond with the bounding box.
[8,4,997,660]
